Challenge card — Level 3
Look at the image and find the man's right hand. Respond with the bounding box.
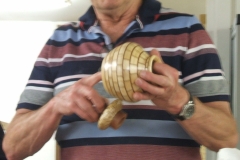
[52,72,107,122]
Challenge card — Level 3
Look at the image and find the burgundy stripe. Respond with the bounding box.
[61,145,201,160]
[189,30,213,48]
[184,48,217,60]
[122,104,162,110]
[38,42,105,59]
[35,56,103,67]
[127,33,189,48]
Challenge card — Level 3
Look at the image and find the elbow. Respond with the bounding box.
[222,132,239,149]
[3,139,14,160]
[3,138,17,160]
[209,133,239,152]
[3,137,26,160]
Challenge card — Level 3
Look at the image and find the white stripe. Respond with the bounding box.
[160,8,176,13]
[108,98,154,106]
[136,15,144,29]
[37,53,108,63]
[54,74,91,84]
[188,76,225,85]
[144,46,187,52]
[186,44,216,55]
[28,80,53,85]
[199,76,225,81]
[178,79,183,84]
[55,81,76,90]
[183,69,224,82]
[25,86,53,92]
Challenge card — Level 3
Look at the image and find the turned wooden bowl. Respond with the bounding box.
[98,42,161,130]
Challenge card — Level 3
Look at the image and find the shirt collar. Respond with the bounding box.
[79,0,162,30]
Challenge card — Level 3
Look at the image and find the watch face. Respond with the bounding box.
[185,104,195,118]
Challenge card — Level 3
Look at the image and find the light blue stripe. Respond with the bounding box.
[50,30,101,42]
[50,17,199,42]
[56,119,192,141]
[142,16,200,32]
[91,26,111,45]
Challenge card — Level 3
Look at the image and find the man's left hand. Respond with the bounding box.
[133,49,189,115]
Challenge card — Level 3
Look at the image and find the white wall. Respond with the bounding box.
[0,21,56,123]
[236,0,240,14]
[0,21,60,160]
[206,0,232,83]
[160,0,206,19]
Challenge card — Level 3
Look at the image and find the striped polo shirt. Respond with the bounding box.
[17,0,229,159]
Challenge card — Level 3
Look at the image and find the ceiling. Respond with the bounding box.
[0,0,91,21]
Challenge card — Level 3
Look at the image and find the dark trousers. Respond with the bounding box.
[0,124,7,160]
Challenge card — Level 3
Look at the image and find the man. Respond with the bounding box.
[3,0,238,159]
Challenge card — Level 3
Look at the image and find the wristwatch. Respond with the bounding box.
[173,94,195,121]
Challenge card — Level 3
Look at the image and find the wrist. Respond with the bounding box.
[168,87,190,115]
[47,97,64,118]
[172,91,195,121]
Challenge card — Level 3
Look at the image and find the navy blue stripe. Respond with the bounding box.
[130,28,189,37]
[29,66,53,82]
[56,23,80,32]
[189,24,205,32]
[46,37,104,47]
[182,54,222,77]
[58,137,200,148]
[157,13,193,22]
[125,109,174,120]
[17,103,40,110]
[162,55,183,70]
[26,84,53,88]
[32,61,101,82]
[184,73,224,84]
[52,61,101,79]
[198,95,229,103]
[60,110,175,125]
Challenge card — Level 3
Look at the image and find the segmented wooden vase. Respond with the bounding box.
[98,42,161,130]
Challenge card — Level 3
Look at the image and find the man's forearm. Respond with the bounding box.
[3,100,62,160]
[179,98,238,152]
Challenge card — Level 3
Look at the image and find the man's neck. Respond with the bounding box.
[93,0,142,24]
[93,0,142,43]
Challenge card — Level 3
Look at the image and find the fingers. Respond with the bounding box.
[135,77,165,96]
[71,83,107,122]
[138,70,172,88]
[79,87,106,114]
[133,91,154,101]
[150,49,164,63]
[80,72,102,87]
[74,95,100,122]
[149,49,178,79]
